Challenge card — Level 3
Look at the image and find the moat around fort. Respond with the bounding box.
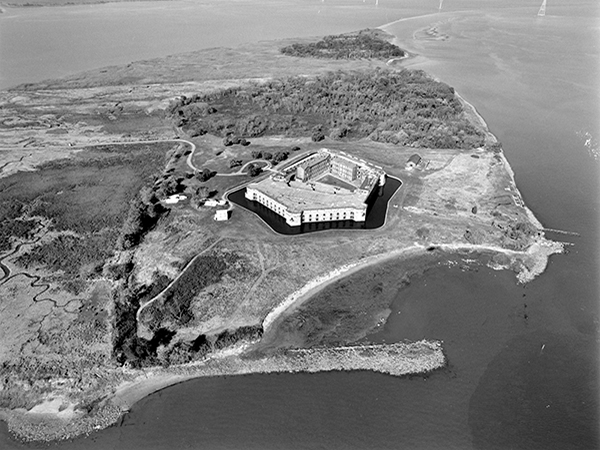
[228,176,402,235]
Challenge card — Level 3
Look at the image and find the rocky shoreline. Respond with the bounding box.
[1,340,445,443]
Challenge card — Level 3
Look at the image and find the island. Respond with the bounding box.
[0,29,562,442]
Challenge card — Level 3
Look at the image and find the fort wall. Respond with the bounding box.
[245,149,384,227]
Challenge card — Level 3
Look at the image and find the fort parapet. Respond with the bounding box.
[245,149,386,226]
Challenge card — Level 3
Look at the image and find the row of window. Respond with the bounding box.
[251,191,365,223]
[303,210,355,222]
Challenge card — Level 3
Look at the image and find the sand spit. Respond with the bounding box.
[263,246,425,333]
[3,340,445,443]
[262,235,562,339]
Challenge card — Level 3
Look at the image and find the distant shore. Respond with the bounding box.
[0,14,565,444]
[0,0,162,8]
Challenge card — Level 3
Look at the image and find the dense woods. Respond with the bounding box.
[171,69,485,149]
[280,31,406,60]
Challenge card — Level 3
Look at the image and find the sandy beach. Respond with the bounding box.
[261,231,561,343]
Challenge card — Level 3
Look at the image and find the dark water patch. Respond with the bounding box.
[227,177,401,235]
[469,331,599,450]
[259,252,442,351]
[34,370,475,450]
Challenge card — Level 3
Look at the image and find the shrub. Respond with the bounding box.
[273,151,290,164]
[196,168,216,182]
[247,164,262,177]
[223,134,241,146]
[311,125,325,142]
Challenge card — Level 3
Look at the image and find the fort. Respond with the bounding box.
[245,149,386,226]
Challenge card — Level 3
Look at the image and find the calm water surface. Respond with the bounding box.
[0,0,417,90]
[1,0,598,449]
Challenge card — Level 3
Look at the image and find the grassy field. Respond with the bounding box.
[23,37,391,91]
[129,135,543,365]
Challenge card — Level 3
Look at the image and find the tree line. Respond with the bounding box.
[170,69,485,149]
[280,31,406,60]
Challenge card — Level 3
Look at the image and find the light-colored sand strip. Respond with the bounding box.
[262,237,562,335]
[109,339,445,413]
[262,245,426,332]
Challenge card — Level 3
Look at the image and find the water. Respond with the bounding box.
[0,0,415,90]
[227,177,402,234]
[1,0,599,449]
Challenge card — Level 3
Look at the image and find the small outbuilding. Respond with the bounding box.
[205,199,226,207]
[406,154,422,169]
[164,194,187,204]
[214,209,230,221]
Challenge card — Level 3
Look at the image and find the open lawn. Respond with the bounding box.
[130,137,547,366]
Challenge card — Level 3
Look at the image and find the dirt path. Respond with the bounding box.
[214,159,273,177]
[135,237,224,324]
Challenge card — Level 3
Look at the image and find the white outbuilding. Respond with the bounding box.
[164,194,187,204]
[214,209,230,221]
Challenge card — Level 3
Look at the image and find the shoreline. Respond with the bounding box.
[0,17,566,445]
[261,245,426,333]
[0,0,169,8]
[108,340,447,412]
[0,234,561,443]
[261,236,562,340]
[2,340,446,443]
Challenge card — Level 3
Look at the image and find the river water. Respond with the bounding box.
[1,0,598,449]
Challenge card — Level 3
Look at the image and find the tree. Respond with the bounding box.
[486,142,503,153]
[311,125,325,142]
[158,177,181,197]
[229,159,243,168]
[251,151,263,159]
[196,168,216,182]
[273,151,289,164]
[118,188,166,250]
[262,151,273,160]
[194,186,210,200]
[223,134,241,146]
[247,164,262,177]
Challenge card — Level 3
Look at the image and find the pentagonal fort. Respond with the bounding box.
[245,149,386,226]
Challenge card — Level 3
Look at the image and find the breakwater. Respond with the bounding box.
[2,340,445,443]
[205,340,446,378]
